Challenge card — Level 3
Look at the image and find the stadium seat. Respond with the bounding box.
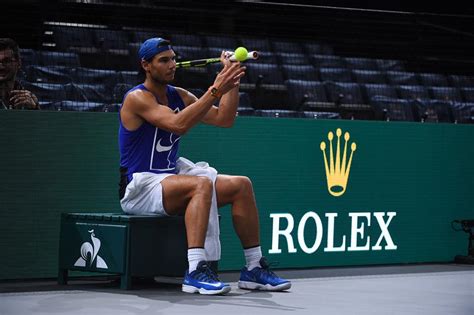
[49,26,95,51]
[37,101,60,111]
[173,45,207,62]
[375,59,405,71]
[450,102,474,124]
[429,86,463,102]
[133,30,164,43]
[26,65,73,84]
[71,68,118,89]
[461,88,474,102]
[204,35,238,50]
[239,37,272,52]
[113,83,134,103]
[252,84,289,110]
[364,84,398,102]
[302,111,341,119]
[174,67,211,89]
[285,79,328,110]
[272,40,305,54]
[448,75,474,88]
[237,92,256,116]
[20,48,38,65]
[170,33,203,47]
[65,83,112,103]
[303,42,334,55]
[352,70,387,84]
[419,73,449,87]
[371,97,416,121]
[52,100,106,112]
[311,54,346,68]
[118,71,140,86]
[104,103,121,112]
[128,42,141,58]
[21,82,67,102]
[319,68,352,83]
[398,85,430,100]
[94,29,131,50]
[246,63,285,85]
[324,82,365,104]
[386,71,420,85]
[238,92,252,108]
[282,64,319,81]
[345,57,379,70]
[412,99,454,123]
[255,109,305,118]
[37,51,80,67]
[276,52,310,65]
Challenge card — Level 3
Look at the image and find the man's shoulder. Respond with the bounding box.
[123,87,154,110]
[173,86,198,105]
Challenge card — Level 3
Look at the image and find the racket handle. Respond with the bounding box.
[229,51,259,61]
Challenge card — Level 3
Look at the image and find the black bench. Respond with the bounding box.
[58,213,188,289]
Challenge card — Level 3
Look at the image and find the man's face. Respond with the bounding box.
[143,49,176,85]
[0,48,20,83]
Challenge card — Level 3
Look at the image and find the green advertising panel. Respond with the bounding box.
[181,119,474,269]
[0,111,472,279]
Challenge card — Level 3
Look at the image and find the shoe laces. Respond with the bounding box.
[257,258,279,278]
[196,262,220,282]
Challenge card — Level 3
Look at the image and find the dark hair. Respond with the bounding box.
[0,38,20,60]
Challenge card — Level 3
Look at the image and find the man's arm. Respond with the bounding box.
[122,62,244,135]
[178,55,245,128]
[179,86,240,128]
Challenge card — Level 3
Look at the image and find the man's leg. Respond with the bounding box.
[216,174,291,291]
[215,175,260,248]
[161,175,212,248]
[161,175,230,295]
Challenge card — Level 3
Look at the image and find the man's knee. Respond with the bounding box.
[232,176,254,196]
[194,176,214,196]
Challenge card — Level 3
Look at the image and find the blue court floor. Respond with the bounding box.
[1,264,473,315]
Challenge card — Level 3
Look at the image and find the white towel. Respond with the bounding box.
[176,157,221,261]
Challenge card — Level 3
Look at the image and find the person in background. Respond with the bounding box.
[0,38,39,110]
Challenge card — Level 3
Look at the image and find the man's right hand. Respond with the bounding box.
[211,60,245,97]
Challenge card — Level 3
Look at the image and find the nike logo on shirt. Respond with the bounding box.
[155,137,180,152]
[156,139,173,152]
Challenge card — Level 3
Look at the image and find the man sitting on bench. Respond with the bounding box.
[118,37,291,295]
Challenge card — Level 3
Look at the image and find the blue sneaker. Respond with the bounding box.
[182,261,231,295]
[238,257,291,291]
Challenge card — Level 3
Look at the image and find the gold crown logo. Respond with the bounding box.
[320,128,357,197]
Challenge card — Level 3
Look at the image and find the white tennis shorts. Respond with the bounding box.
[120,172,174,216]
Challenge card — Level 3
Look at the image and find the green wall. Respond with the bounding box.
[0,111,473,279]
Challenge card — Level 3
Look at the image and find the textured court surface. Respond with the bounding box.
[1,264,473,315]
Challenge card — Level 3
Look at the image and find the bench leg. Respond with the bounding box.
[58,269,68,285]
[120,274,132,290]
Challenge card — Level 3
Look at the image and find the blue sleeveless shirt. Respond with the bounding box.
[119,84,185,182]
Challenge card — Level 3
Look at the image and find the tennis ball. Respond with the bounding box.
[234,47,248,62]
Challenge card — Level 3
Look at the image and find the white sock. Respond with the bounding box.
[188,248,206,273]
[244,246,262,270]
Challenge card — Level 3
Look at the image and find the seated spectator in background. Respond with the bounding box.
[0,38,39,110]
